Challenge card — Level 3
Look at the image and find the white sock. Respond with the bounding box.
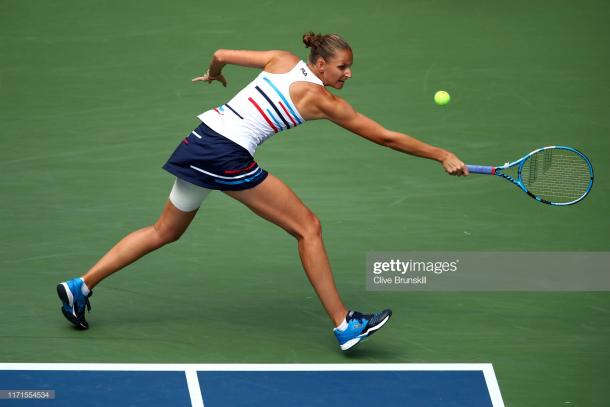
[80,278,91,296]
[336,318,348,331]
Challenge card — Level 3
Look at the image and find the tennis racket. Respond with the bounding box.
[467,146,594,206]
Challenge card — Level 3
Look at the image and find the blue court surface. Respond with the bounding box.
[0,363,504,406]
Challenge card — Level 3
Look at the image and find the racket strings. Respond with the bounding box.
[521,149,591,203]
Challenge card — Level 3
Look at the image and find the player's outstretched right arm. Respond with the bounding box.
[315,91,468,176]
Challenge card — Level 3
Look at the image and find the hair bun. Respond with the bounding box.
[302,32,351,65]
[302,31,322,48]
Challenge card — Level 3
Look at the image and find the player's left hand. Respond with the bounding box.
[192,70,227,87]
[442,152,469,176]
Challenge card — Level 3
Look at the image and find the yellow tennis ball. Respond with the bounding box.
[434,90,450,106]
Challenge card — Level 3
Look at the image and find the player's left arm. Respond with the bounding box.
[192,49,295,87]
[319,94,468,175]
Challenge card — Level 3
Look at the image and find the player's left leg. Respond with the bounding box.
[57,178,208,329]
[83,179,208,289]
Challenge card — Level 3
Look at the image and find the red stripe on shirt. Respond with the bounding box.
[248,97,278,133]
[278,101,297,126]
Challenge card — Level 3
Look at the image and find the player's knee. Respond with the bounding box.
[153,224,184,245]
[297,212,322,240]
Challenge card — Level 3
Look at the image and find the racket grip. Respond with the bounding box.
[467,165,494,174]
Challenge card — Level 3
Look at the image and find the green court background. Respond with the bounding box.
[1,0,609,405]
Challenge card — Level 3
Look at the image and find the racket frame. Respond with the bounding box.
[467,146,594,206]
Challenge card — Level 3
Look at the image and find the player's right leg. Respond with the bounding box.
[57,178,209,329]
[225,174,392,351]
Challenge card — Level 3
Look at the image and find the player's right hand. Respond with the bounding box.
[442,152,469,176]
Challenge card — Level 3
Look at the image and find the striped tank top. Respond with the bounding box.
[197,60,323,156]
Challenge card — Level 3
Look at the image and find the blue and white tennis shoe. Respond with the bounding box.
[57,278,93,330]
[334,309,392,351]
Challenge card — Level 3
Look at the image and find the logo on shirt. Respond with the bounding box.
[300,68,308,77]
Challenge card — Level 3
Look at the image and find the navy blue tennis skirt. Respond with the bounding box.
[163,121,268,191]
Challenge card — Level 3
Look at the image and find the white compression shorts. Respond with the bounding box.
[169,178,212,212]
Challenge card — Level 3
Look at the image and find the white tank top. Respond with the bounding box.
[198,60,323,156]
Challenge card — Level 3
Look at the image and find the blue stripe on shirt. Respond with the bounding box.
[262,77,303,124]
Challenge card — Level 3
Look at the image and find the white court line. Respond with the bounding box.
[0,363,504,407]
[482,364,505,407]
[184,368,204,407]
[0,362,492,371]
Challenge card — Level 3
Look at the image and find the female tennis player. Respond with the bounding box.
[57,32,468,351]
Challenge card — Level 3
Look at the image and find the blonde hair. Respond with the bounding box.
[302,31,351,64]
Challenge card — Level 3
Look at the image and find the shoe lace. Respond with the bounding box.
[349,312,366,326]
